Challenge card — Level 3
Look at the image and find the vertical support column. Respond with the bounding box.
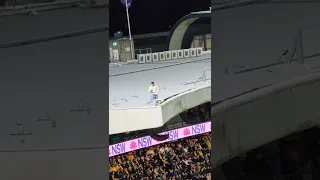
[202,34,207,51]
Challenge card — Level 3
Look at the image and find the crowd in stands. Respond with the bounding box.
[109,133,211,180]
[221,128,320,180]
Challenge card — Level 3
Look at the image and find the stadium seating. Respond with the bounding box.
[109,133,211,180]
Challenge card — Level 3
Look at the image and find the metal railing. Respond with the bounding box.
[134,48,152,59]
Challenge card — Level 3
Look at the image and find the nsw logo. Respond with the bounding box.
[130,141,137,149]
[183,128,190,136]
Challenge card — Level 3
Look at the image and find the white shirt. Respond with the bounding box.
[160,147,165,153]
[148,85,159,95]
[182,159,190,165]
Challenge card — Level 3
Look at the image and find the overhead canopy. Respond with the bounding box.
[167,10,211,50]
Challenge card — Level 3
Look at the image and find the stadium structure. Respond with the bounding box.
[109,9,212,157]
[0,1,109,180]
[109,10,211,62]
[210,0,320,179]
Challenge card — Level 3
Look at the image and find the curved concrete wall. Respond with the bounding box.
[181,18,211,50]
[211,2,320,68]
[109,107,163,135]
[0,8,109,180]
[161,85,211,123]
[169,18,198,50]
[211,72,320,169]
[168,11,210,50]
[109,85,211,134]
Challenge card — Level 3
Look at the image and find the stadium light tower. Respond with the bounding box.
[124,0,135,60]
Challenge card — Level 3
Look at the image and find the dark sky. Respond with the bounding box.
[110,0,210,36]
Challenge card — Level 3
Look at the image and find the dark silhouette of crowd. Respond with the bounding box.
[221,127,320,180]
[109,133,211,180]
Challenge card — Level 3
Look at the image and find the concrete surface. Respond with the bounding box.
[0,7,109,180]
[211,2,320,103]
[109,54,211,109]
[0,8,108,46]
[210,1,320,169]
[211,71,320,169]
[211,2,320,68]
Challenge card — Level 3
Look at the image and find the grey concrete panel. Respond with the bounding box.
[0,21,110,180]
[211,72,320,168]
[0,32,108,150]
[210,1,320,170]
[0,9,109,178]
[211,2,320,102]
[211,2,320,68]
[0,149,108,180]
[0,8,108,45]
[211,61,320,103]
[109,55,211,109]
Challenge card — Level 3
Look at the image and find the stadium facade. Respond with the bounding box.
[0,6,211,180]
[109,10,212,135]
[210,1,320,178]
[167,10,211,51]
[0,6,109,180]
[109,10,211,62]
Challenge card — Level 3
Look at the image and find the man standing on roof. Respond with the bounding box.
[147,81,159,105]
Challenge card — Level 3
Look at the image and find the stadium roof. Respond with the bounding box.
[109,54,211,134]
[167,9,211,50]
[109,56,211,109]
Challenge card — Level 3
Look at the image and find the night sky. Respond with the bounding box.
[110,0,211,36]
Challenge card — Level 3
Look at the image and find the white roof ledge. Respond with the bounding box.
[109,85,211,135]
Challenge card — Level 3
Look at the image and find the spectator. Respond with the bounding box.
[109,133,212,180]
